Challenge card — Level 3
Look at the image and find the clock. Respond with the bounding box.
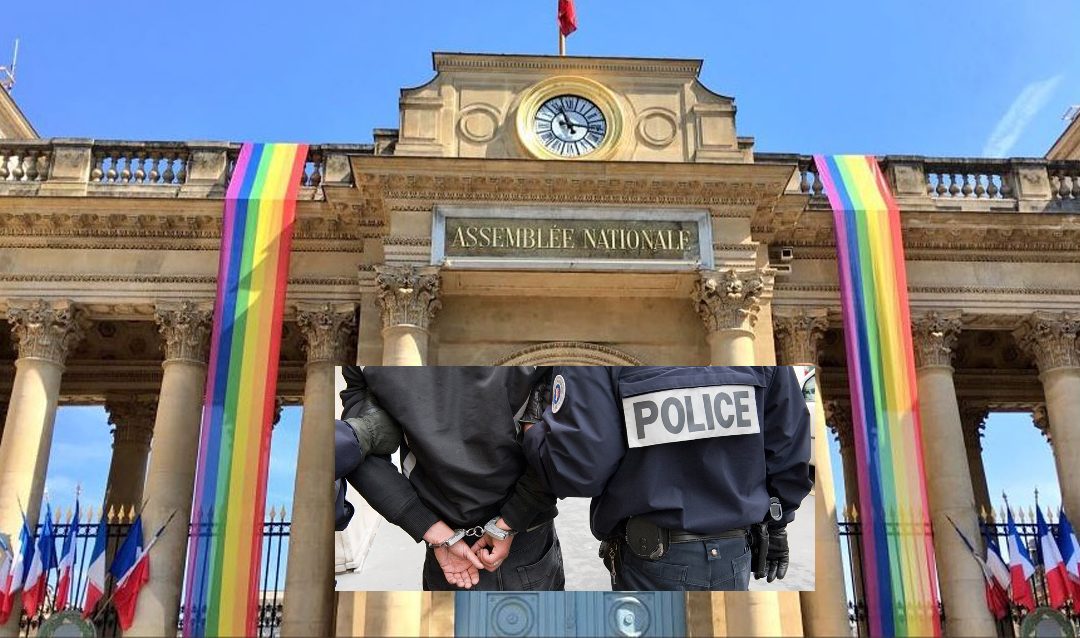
[534,95,608,157]
[516,76,623,160]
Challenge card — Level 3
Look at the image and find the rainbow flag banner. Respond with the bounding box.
[183,143,308,636]
[814,155,941,637]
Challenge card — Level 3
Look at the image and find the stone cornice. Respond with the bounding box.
[6,298,86,365]
[432,52,704,77]
[911,310,963,370]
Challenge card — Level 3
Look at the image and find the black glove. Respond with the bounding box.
[765,524,789,582]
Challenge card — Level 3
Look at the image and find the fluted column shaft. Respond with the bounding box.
[1016,312,1080,524]
[774,311,851,637]
[103,395,157,514]
[912,311,996,637]
[0,300,83,637]
[694,268,782,637]
[375,265,441,366]
[281,303,356,637]
[128,302,212,637]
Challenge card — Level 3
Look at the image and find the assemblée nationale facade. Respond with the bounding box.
[0,53,1078,637]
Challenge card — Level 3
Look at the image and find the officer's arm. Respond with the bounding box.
[499,371,558,531]
[338,367,404,458]
[521,367,626,498]
[345,454,441,543]
[763,367,814,524]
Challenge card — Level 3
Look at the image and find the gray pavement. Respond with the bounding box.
[336,493,815,591]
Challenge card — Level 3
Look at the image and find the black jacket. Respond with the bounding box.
[522,366,812,539]
[341,366,557,542]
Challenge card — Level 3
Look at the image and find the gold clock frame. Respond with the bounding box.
[515,76,624,161]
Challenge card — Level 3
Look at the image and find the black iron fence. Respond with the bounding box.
[16,510,290,638]
[838,513,1080,637]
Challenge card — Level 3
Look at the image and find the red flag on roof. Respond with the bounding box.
[558,0,577,37]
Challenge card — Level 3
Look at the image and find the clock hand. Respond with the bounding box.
[557,106,577,135]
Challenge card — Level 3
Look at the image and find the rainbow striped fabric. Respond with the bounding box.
[815,155,941,637]
[183,143,308,636]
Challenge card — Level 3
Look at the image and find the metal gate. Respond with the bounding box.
[453,592,686,637]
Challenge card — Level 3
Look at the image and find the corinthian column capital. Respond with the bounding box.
[1014,311,1080,374]
[6,299,85,366]
[295,302,357,364]
[911,310,963,370]
[155,301,213,364]
[1032,403,1053,445]
[374,265,442,331]
[773,308,829,365]
[823,399,854,451]
[692,268,772,334]
[105,395,158,447]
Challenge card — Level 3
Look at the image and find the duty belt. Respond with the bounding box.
[669,527,749,544]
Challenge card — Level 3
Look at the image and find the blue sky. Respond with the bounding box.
[2,1,1076,156]
[10,3,1073,525]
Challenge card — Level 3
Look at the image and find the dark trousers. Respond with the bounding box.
[423,521,565,591]
[613,535,752,591]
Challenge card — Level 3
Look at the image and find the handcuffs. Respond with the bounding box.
[426,518,516,548]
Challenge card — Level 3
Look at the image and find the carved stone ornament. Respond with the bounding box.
[823,399,853,451]
[154,301,213,364]
[692,268,771,334]
[1013,311,1080,373]
[958,402,990,452]
[6,298,85,365]
[911,310,963,369]
[374,265,442,331]
[1031,403,1052,445]
[773,309,828,365]
[104,395,158,447]
[296,302,357,364]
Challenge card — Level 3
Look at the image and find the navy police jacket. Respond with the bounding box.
[521,366,812,539]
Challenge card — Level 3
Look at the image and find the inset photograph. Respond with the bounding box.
[333,365,816,592]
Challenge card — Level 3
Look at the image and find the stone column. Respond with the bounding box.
[693,271,781,637]
[958,403,993,522]
[281,303,356,638]
[824,399,864,637]
[128,302,212,637]
[692,268,771,365]
[374,265,441,366]
[102,395,157,514]
[911,311,996,637]
[0,299,84,637]
[1015,312,1080,522]
[774,310,851,638]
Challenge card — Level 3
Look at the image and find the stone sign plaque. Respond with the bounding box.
[433,206,713,270]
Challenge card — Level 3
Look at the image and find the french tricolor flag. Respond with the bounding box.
[54,500,79,609]
[0,520,32,624]
[1037,506,1070,608]
[21,503,56,618]
[1007,507,1036,610]
[81,515,108,620]
[111,515,150,630]
[1057,507,1080,604]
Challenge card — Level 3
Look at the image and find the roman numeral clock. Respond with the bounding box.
[515,76,624,161]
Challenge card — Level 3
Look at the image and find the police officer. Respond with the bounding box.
[521,366,811,591]
[338,366,566,591]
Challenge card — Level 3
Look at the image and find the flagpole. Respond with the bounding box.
[90,510,176,623]
[559,33,565,56]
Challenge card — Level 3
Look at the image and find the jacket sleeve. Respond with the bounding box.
[763,367,813,525]
[498,370,558,531]
[344,454,440,543]
[521,366,626,498]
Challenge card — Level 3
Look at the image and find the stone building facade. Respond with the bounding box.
[0,53,1078,636]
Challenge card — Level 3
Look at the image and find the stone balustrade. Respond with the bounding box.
[757,152,1080,212]
[0,139,367,197]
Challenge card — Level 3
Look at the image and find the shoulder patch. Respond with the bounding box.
[622,384,761,448]
[552,374,566,413]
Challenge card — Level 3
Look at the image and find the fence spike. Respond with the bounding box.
[107,505,117,524]
[64,507,73,524]
[54,508,62,524]
[128,504,137,523]
[1047,506,1055,524]
[267,506,277,522]
[1028,506,1036,522]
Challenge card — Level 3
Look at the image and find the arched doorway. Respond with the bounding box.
[493,341,644,366]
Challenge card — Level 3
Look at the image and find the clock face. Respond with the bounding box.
[534,95,608,157]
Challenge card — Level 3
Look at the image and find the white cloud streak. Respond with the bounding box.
[983,74,1064,157]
